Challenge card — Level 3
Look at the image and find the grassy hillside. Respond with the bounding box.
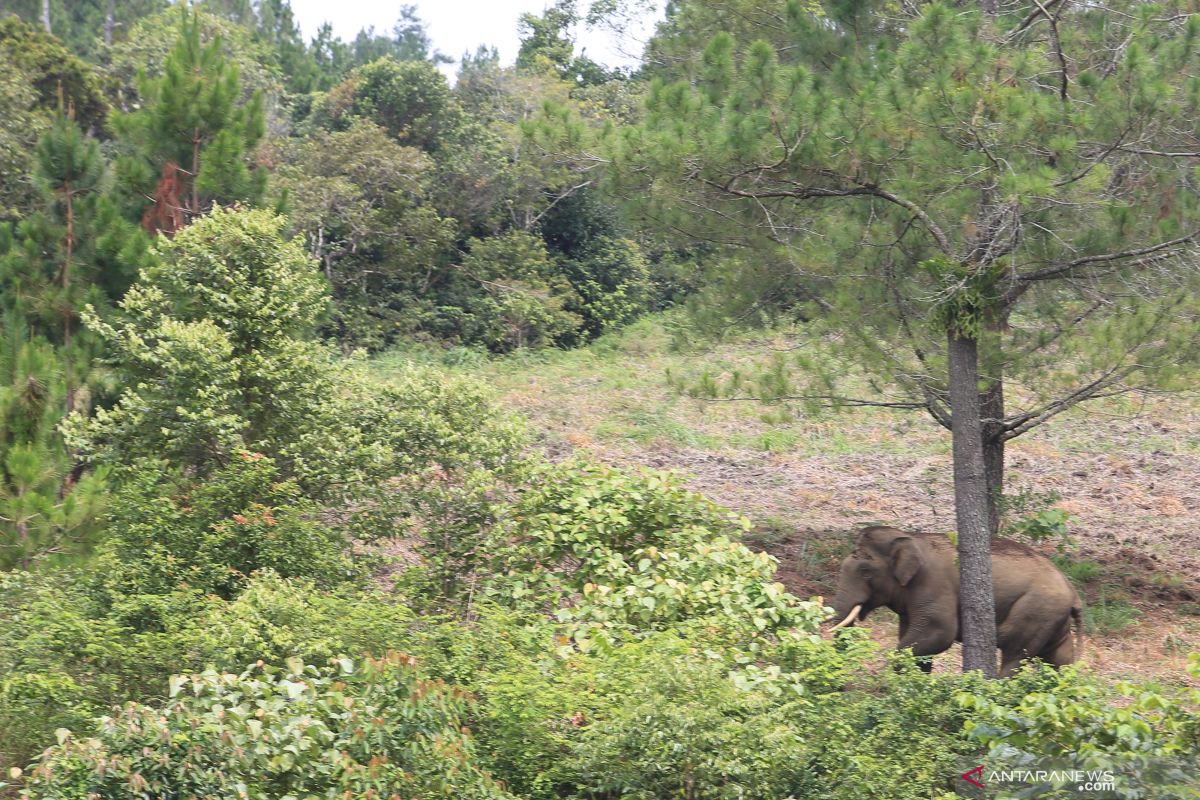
[374,315,1200,684]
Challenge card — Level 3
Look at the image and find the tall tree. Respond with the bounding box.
[31,114,104,369]
[3,113,149,395]
[0,114,149,564]
[349,5,449,66]
[517,0,619,86]
[0,322,108,570]
[114,6,265,234]
[608,0,1200,675]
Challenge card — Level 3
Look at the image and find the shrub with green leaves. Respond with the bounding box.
[18,655,513,800]
[0,571,175,776]
[476,628,983,800]
[561,235,652,340]
[93,451,355,606]
[64,207,331,476]
[448,231,584,352]
[961,657,1200,798]
[478,460,824,648]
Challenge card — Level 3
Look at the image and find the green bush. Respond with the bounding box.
[961,657,1200,798]
[562,236,653,339]
[478,460,823,648]
[0,673,93,779]
[448,231,584,352]
[476,628,982,800]
[18,655,512,800]
[63,208,332,476]
[0,572,178,776]
[93,452,356,604]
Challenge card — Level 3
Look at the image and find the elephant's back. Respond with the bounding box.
[991,537,1080,609]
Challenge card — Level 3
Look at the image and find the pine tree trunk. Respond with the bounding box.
[981,379,1004,537]
[62,182,73,356]
[948,329,998,677]
[191,129,201,218]
[983,431,1003,536]
[40,0,51,32]
[104,0,115,45]
[980,309,1008,536]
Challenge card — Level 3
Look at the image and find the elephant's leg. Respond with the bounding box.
[998,651,1026,678]
[1038,625,1077,669]
[897,623,953,673]
[995,595,1060,677]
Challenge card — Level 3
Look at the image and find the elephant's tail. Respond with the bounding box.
[1071,604,1084,661]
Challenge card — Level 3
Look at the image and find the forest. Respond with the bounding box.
[0,0,1198,797]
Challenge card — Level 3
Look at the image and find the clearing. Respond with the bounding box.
[376,317,1200,684]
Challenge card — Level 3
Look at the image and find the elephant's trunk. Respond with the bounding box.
[828,604,862,632]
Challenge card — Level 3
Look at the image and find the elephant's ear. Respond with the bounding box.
[890,536,924,586]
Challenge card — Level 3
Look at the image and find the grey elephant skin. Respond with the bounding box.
[828,525,1083,677]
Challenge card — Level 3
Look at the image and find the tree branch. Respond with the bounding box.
[694,394,930,410]
[700,172,955,256]
[999,365,1135,440]
[1017,229,1200,281]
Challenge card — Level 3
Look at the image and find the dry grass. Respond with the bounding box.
[373,317,1200,684]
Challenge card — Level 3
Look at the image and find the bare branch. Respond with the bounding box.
[1003,0,1067,41]
[1017,229,1200,281]
[694,394,930,411]
[699,172,955,256]
[1000,365,1135,440]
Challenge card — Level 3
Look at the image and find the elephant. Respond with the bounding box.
[826,525,1083,677]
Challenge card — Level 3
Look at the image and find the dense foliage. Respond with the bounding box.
[0,1,1197,798]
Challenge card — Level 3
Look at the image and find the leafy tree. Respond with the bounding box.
[0,67,46,222]
[102,6,284,113]
[64,207,524,536]
[346,57,464,152]
[517,0,619,87]
[450,231,585,351]
[95,450,355,601]
[0,0,164,59]
[0,15,109,132]
[200,0,319,93]
[275,119,433,280]
[0,16,108,219]
[611,0,1200,675]
[112,6,266,233]
[350,4,450,66]
[64,207,329,473]
[309,21,352,89]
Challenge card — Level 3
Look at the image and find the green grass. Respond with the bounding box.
[1052,556,1104,587]
[1084,598,1140,634]
[368,316,961,459]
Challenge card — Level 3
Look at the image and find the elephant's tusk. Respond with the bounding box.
[828,604,862,632]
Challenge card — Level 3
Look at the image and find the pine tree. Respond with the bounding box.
[0,318,107,570]
[115,5,265,234]
[0,114,148,569]
[31,113,103,358]
[3,112,149,412]
[614,0,1200,675]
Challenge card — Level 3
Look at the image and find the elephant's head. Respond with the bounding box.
[827,526,925,630]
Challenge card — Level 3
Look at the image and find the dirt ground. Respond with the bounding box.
[467,331,1200,685]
